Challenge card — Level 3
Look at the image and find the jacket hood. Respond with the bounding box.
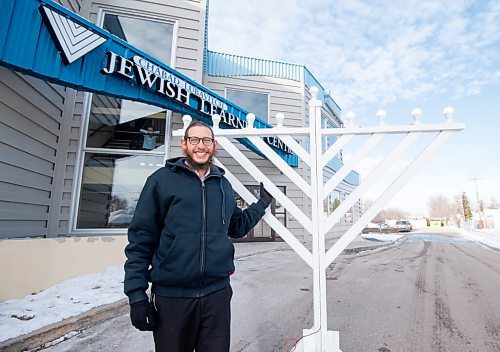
[165,157,225,177]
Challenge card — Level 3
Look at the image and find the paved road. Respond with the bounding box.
[327,231,500,352]
[42,231,500,351]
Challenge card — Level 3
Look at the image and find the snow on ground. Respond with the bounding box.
[363,227,500,250]
[455,227,500,250]
[361,233,404,242]
[1,228,497,343]
[0,265,126,343]
[0,235,404,343]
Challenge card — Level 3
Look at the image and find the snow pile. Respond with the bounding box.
[0,265,126,342]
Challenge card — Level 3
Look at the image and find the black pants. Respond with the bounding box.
[153,286,232,352]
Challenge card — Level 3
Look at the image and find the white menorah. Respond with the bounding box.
[173,87,464,351]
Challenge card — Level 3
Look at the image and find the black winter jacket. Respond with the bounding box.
[124,157,268,303]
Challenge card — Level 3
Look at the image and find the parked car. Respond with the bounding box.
[379,222,390,230]
[362,222,379,234]
[362,222,391,234]
[395,220,412,232]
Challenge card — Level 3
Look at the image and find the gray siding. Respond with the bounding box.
[0,68,65,238]
[58,0,82,13]
[0,0,206,238]
[45,0,83,236]
[205,75,304,126]
[82,0,206,82]
[204,74,307,239]
[49,88,81,237]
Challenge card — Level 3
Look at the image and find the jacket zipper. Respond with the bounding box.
[196,181,207,293]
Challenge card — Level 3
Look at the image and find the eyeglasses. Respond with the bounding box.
[185,136,214,146]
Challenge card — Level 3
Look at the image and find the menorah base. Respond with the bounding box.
[294,329,342,352]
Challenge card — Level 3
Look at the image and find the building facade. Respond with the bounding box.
[0,0,359,300]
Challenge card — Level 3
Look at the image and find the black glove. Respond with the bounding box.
[259,182,273,208]
[130,299,156,331]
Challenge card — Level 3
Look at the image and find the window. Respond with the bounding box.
[226,89,269,122]
[321,117,328,152]
[322,116,337,156]
[77,153,164,228]
[74,13,175,230]
[326,191,341,216]
[233,186,286,242]
[326,120,336,152]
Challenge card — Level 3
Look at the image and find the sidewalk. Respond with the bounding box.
[0,235,402,351]
[454,226,500,250]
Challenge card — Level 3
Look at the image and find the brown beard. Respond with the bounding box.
[183,148,216,171]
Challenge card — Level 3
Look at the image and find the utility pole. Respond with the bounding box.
[470,177,483,228]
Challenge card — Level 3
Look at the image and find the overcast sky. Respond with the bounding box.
[208,0,500,215]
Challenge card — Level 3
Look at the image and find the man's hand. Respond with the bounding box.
[259,182,273,208]
[130,299,156,331]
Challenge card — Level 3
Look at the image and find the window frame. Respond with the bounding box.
[69,10,178,234]
[224,88,270,123]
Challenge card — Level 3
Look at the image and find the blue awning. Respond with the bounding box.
[0,0,297,166]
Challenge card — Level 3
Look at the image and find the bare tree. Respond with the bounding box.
[362,198,374,213]
[383,207,409,220]
[428,194,456,223]
[362,198,409,223]
[373,208,409,223]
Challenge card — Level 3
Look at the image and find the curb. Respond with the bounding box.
[343,243,391,254]
[0,240,392,351]
[0,299,128,352]
[0,247,287,351]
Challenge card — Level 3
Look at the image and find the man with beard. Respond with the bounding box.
[124,121,273,352]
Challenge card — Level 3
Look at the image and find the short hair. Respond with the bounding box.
[183,121,214,139]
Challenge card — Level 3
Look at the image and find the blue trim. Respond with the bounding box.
[304,67,342,117]
[207,51,304,82]
[203,0,210,74]
[0,0,298,167]
[325,159,360,186]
